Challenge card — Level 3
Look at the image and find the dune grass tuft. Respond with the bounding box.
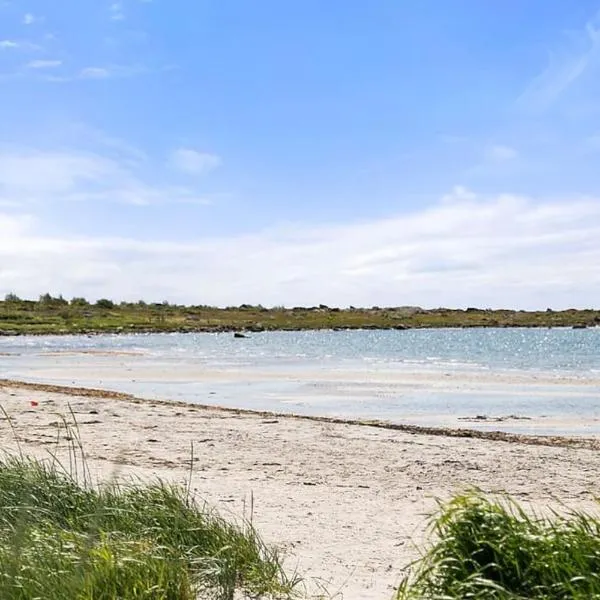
[397,492,600,599]
[0,454,297,599]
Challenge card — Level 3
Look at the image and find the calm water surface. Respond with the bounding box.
[1,329,599,436]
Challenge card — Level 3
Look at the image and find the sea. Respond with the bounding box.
[1,328,600,436]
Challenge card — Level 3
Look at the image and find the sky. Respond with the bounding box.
[1,1,600,309]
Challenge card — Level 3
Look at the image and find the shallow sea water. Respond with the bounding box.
[1,328,600,436]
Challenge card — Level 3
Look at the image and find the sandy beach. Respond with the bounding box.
[1,379,600,599]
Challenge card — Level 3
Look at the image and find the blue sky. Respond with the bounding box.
[1,1,600,308]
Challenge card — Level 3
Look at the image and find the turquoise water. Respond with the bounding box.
[1,328,600,370]
[1,329,600,435]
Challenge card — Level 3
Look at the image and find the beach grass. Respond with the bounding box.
[397,492,600,599]
[4,399,600,600]
[0,454,298,599]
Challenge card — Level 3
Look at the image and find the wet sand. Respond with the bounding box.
[18,357,600,386]
[6,350,600,437]
[1,379,600,599]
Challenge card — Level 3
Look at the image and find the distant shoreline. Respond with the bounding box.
[1,298,599,335]
[0,324,597,336]
[0,323,598,336]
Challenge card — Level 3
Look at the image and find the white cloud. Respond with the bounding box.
[109,2,125,20]
[0,151,121,194]
[0,39,41,52]
[465,144,520,179]
[1,187,600,308]
[440,185,477,204]
[486,144,517,162]
[26,65,146,83]
[0,213,33,237]
[0,148,214,207]
[77,65,146,80]
[518,9,600,109]
[63,185,213,206]
[26,59,62,69]
[169,148,222,175]
[79,67,111,79]
[22,13,36,25]
[69,123,148,163]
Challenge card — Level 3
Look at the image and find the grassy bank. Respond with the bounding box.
[3,459,600,600]
[0,455,297,599]
[398,493,600,599]
[1,430,600,599]
[1,295,599,335]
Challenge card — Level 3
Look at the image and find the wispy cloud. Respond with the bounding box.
[109,2,125,21]
[0,148,216,207]
[77,65,146,80]
[22,13,37,25]
[169,148,222,175]
[79,67,111,79]
[463,143,520,180]
[33,65,147,83]
[1,187,600,307]
[518,9,600,109]
[26,59,62,69]
[440,185,477,204]
[486,144,518,162]
[0,39,41,52]
[0,151,122,195]
[63,186,213,206]
[69,123,148,163]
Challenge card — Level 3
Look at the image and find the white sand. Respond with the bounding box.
[1,380,600,599]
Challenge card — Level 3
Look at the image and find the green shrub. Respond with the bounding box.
[71,297,90,307]
[95,298,115,309]
[0,455,295,599]
[0,527,193,599]
[398,493,600,599]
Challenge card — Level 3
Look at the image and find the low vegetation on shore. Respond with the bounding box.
[3,451,600,599]
[398,493,600,599]
[1,404,600,599]
[0,454,296,599]
[1,293,598,335]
